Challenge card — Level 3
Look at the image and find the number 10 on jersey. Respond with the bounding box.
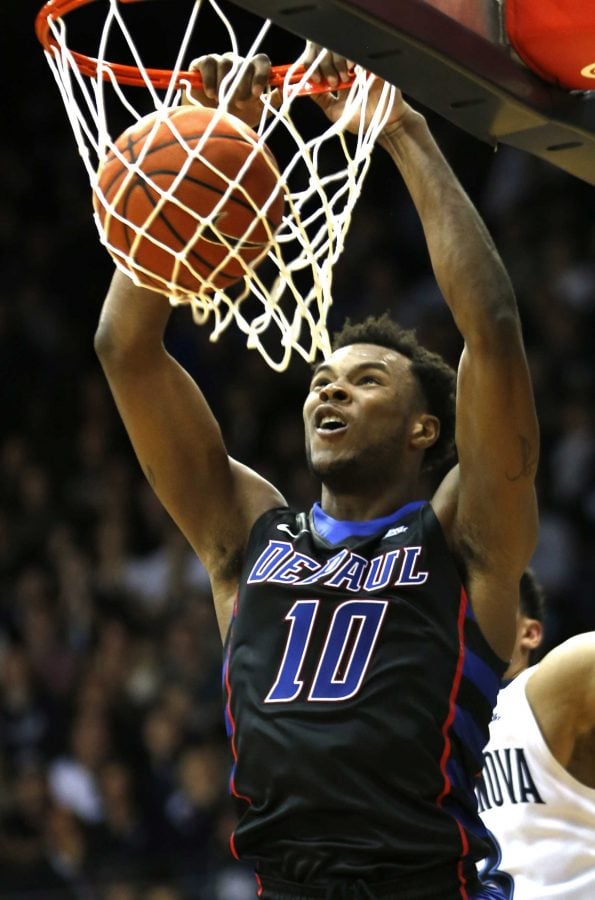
[265,599,388,704]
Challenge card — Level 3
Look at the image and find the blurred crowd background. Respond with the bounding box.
[2,2,594,898]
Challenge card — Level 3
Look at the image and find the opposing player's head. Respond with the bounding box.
[303,313,456,493]
[504,568,546,680]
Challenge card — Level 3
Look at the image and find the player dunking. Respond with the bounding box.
[94,47,539,900]
[477,570,595,898]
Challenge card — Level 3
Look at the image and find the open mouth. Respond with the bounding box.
[316,414,347,433]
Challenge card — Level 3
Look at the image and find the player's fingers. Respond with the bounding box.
[215,54,235,94]
[302,40,320,78]
[249,53,273,97]
[266,87,282,110]
[230,55,271,103]
[303,43,352,88]
[189,55,218,99]
[323,52,353,85]
[205,53,270,106]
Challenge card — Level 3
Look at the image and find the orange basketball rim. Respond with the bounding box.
[35,0,354,94]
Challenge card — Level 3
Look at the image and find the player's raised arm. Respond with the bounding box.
[382,111,538,632]
[310,49,539,657]
[94,56,285,637]
[379,114,537,513]
[96,275,284,636]
[384,116,538,654]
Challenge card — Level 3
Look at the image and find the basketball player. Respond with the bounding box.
[477,570,595,898]
[94,47,539,900]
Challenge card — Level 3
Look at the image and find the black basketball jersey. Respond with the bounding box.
[223,502,507,898]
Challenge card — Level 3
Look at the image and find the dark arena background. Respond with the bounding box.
[1,2,594,898]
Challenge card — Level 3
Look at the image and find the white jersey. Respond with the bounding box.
[476,666,595,899]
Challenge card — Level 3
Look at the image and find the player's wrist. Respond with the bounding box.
[378,106,426,150]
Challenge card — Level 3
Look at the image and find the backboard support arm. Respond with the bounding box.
[230,0,595,184]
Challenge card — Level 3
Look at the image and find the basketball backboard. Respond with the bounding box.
[230,0,595,185]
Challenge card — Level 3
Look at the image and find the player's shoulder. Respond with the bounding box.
[527,632,595,707]
[536,632,595,678]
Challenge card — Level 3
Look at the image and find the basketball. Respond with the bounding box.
[93,105,285,295]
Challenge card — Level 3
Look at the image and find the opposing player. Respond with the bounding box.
[477,570,595,898]
[94,47,539,900]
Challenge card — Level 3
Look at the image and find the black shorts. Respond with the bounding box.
[258,874,510,900]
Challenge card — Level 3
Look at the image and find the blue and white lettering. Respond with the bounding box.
[247,543,428,592]
[265,599,388,704]
[248,541,293,583]
[265,600,319,703]
[268,552,319,584]
[309,600,388,701]
[395,546,428,585]
[324,553,368,592]
[295,550,349,585]
[363,550,401,591]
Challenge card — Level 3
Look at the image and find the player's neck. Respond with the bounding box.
[503,658,530,681]
[319,485,421,523]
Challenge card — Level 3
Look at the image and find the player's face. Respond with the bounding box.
[303,343,424,487]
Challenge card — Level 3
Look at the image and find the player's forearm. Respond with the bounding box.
[95,269,173,365]
[379,111,518,342]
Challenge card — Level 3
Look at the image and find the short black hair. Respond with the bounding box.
[331,313,456,476]
[519,568,546,622]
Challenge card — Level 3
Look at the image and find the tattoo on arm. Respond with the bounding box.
[506,435,538,482]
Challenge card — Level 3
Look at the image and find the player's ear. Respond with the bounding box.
[410,414,440,450]
[519,617,543,653]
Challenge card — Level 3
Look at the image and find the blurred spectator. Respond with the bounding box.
[0,642,58,770]
[161,742,225,890]
[48,712,112,825]
[42,806,95,898]
[0,805,94,899]
[138,703,185,847]
[87,759,149,886]
[12,565,82,701]
[0,762,50,872]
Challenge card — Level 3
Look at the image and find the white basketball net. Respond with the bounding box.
[40,0,395,370]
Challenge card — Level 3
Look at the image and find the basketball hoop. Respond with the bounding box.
[35,0,395,371]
